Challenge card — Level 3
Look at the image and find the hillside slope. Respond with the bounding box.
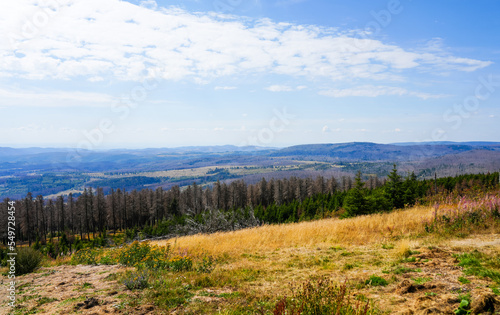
[3,198,500,314]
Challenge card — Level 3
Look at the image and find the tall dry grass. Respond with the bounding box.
[153,206,435,256]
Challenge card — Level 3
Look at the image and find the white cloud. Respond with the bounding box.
[266,85,293,92]
[322,125,329,133]
[140,0,157,10]
[0,87,114,107]
[215,86,237,90]
[319,85,449,99]
[0,1,491,83]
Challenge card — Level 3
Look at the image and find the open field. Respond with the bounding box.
[2,201,500,314]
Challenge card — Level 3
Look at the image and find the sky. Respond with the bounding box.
[1,0,500,149]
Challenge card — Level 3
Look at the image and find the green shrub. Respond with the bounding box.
[15,247,43,275]
[99,254,116,265]
[71,248,99,265]
[169,256,193,272]
[118,241,151,266]
[125,228,136,240]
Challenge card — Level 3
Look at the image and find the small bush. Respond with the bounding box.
[15,247,43,276]
[117,241,151,266]
[125,228,136,240]
[365,275,388,286]
[71,248,99,265]
[170,256,193,272]
[123,270,149,290]
[99,254,116,265]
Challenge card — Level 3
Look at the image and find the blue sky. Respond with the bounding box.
[1,0,499,149]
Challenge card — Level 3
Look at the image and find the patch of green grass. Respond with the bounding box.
[381,243,394,250]
[17,294,41,304]
[193,274,216,288]
[147,275,194,309]
[365,275,388,286]
[82,282,93,289]
[104,272,118,281]
[458,276,470,284]
[384,266,421,275]
[342,263,358,270]
[40,270,57,277]
[402,256,417,263]
[455,250,500,284]
[329,246,344,252]
[37,296,58,306]
[425,292,437,297]
[218,292,241,298]
[58,296,86,307]
[413,277,432,285]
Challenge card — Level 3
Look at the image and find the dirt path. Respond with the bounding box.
[0,264,156,315]
[379,237,500,314]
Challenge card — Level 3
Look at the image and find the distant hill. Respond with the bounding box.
[272,142,500,161]
[391,141,500,146]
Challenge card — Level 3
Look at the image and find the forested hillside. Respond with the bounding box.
[1,168,498,256]
[1,142,500,200]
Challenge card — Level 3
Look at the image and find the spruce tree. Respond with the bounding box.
[386,164,404,209]
[343,171,370,217]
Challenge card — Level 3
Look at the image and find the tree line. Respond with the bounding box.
[1,167,498,247]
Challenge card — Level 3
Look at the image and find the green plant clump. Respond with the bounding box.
[15,247,43,276]
[71,248,99,265]
[365,275,388,287]
[454,294,471,315]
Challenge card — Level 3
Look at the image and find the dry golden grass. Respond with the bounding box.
[154,205,435,256]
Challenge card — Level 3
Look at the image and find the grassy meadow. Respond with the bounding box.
[2,192,500,314]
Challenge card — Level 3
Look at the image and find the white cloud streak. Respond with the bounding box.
[0,87,114,107]
[0,0,491,83]
[319,85,449,99]
[266,85,293,92]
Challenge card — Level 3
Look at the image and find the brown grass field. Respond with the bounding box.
[153,206,436,256]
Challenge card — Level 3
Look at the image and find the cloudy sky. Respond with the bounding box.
[1,0,499,149]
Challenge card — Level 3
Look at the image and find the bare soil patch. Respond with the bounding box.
[1,264,158,315]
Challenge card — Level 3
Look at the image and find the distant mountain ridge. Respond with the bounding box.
[272,142,500,161]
